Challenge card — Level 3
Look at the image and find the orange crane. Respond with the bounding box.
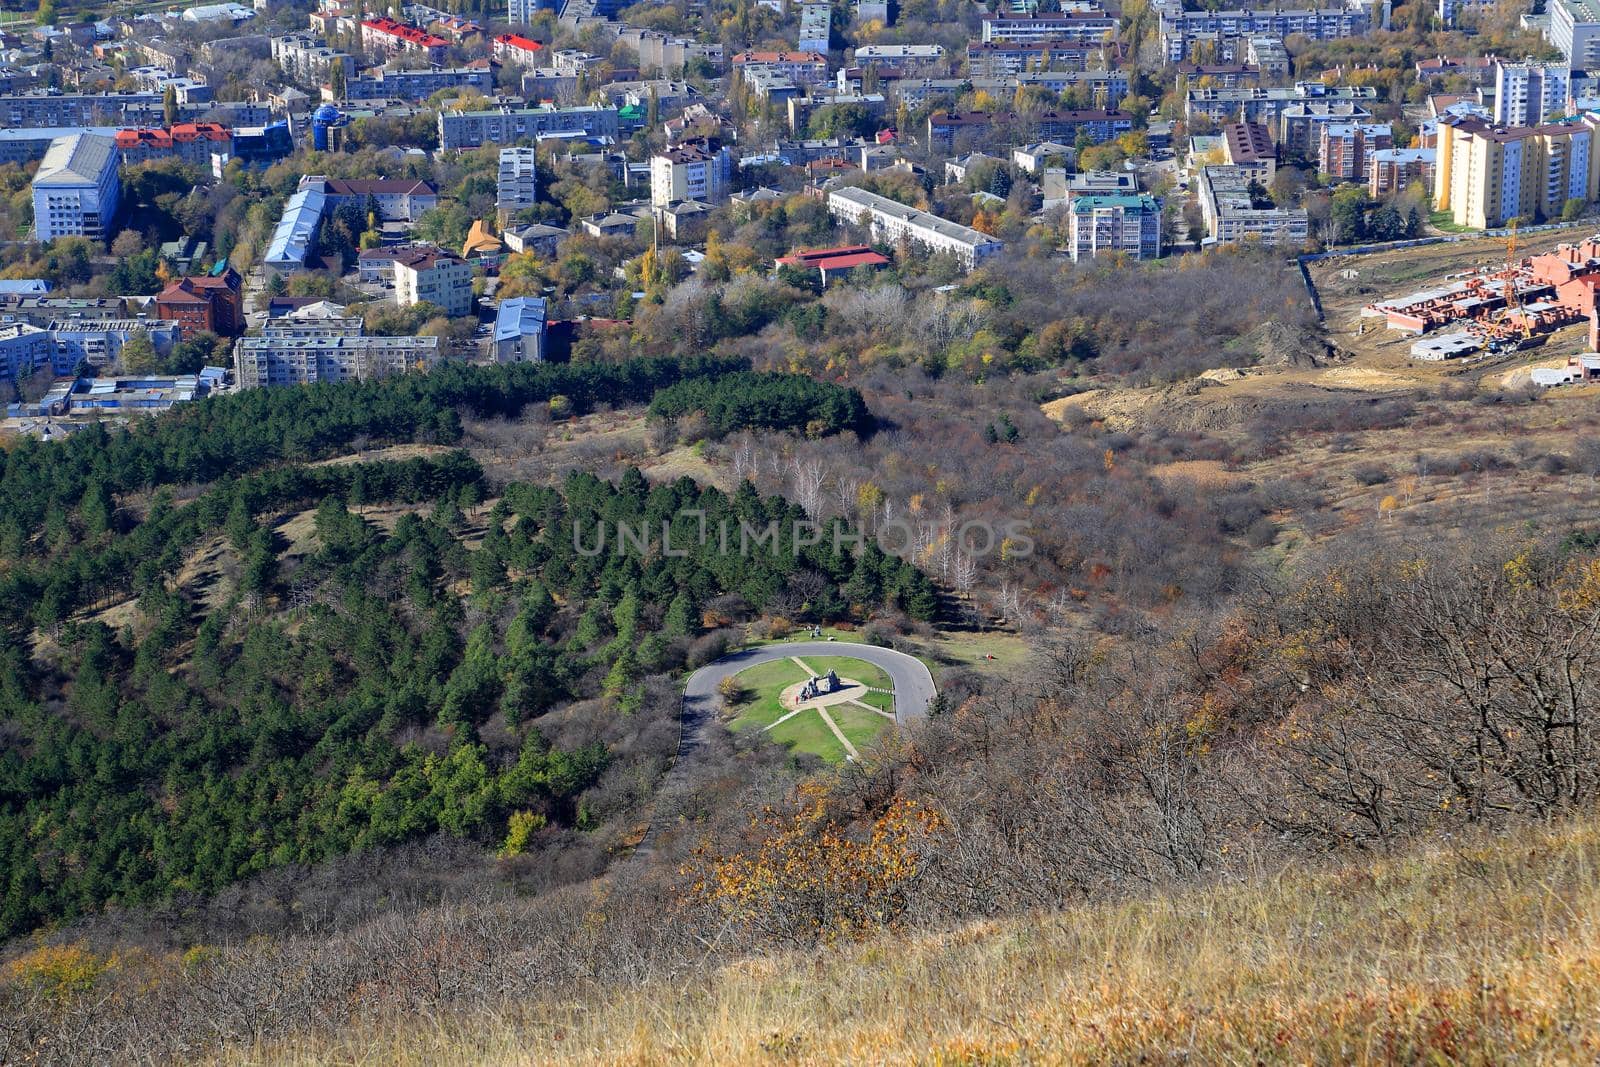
[1499,219,1533,341]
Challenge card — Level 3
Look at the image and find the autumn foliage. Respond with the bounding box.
[688,788,944,946]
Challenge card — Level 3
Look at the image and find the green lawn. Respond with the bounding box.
[767,710,848,763]
[799,656,893,691]
[855,689,895,714]
[727,655,896,762]
[726,657,811,731]
[829,703,892,753]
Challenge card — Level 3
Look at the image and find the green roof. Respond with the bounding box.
[1070,193,1159,212]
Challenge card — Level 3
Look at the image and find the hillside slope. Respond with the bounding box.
[232,817,1600,1065]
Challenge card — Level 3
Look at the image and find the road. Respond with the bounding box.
[676,639,937,766]
[631,641,936,859]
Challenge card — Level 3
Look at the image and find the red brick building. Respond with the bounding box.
[154,269,243,339]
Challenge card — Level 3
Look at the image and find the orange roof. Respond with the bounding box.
[494,33,541,52]
[362,16,447,49]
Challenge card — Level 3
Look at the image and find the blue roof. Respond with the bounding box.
[0,279,51,294]
[265,187,326,268]
[494,296,548,341]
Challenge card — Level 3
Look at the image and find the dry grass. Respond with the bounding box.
[224,816,1600,1065]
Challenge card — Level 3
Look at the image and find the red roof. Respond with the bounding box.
[362,17,447,49]
[777,245,890,272]
[494,33,541,52]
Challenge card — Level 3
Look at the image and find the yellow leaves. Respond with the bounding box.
[1557,558,1600,615]
[1025,484,1043,507]
[1103,449,1116,473]
[1503,550,1536,592]
[689,797,944,944]
[3,943,113,1003]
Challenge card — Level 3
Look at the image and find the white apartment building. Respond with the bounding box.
[234,331,442,387]
[1551,0,1600,68]
[1198,164,1310,246]
[825,185,1002,269]
[1067,193,1162,261]
[650,139,732,207]
[1494,60,1569,126]
[497,146,539,214]
[270,34,354,88]
[798,2,832,53]
[393,248,473,317]
[850,44,945,72]
[32,133,120,242]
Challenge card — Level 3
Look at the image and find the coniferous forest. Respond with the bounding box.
[0,358,916,939]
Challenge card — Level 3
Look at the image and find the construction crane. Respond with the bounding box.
[1500,219,1533,342]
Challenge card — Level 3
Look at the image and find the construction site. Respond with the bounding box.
[1364,229,1600,357]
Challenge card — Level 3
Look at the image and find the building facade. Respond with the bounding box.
[1434,114,1600,228]
[825,185,1002,269]
[649,138,732,207]
[497,146,539,214]
[1493,60,1569,126]
[32,133,120,242]
[437,104,619,149]
[493,296,547,362]
[392,247,473,316]
[1067,193,1162,261]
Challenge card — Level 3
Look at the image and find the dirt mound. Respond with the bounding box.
[1234,320,1334,368]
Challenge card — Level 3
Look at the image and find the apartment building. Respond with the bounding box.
[1198,164,1310,245]
[799,3,832,53]
[1222,120,1276,178]
[493,296,547,363]
[392,247,473,316]
[1434,113,1600,229]
[1159,7,1366,63]
[497,146,539,214]
[436,104,619,149]
[234,330,442,387]
[48,319,179,373]
[980,10,1118,44]
[1185,81,1377,128]
[617,28,724,75]
[0,93,162,128]
[32,133,120,242]
[342,65,496,101]
[271,34,355,88]
[1278,100,1377,157]
[729,51,829,84]
[360,17,448,64]
[300,176,440,221]
[851,44,945,73]
[153,269,243,338]
[1549,0,1600,69]
[650,138,732,207]
[1067,193,1162,261]
[1015,69,1130,107]
[1318,121,1392,179]
[825,185,1002,269]
[113,122,231,167]
[1439,0,1497,26]
[966,41,1093,76]
[0,322,56,381]
[492,32,543,64]
[1369,146,1437,195]
[1493,60,1568,126]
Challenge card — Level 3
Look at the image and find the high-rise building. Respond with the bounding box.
[32,133,120,242]
[1550,0,1600,70]
[1434,113,1600,229]
[497,146,540,215]
[1494,60,1569,126]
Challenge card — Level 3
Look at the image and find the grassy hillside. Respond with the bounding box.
[232,816,1600,1065]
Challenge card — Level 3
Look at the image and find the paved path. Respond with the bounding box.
[632,641,936,860]
[676,640,937,768]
